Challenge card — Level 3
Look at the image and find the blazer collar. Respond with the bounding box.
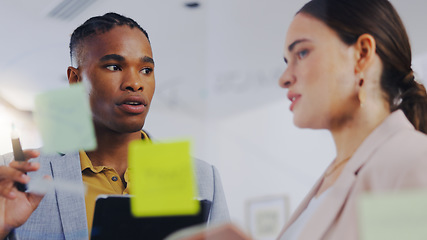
[50,151,89,239]
[281,110,413,239]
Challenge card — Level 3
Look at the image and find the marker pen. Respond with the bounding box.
[11,124,27,192]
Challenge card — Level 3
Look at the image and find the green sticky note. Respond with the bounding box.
[128,140,200,217]
[34,83,97,153]
[358,190,427,240]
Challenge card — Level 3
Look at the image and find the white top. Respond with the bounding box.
[280,189,330,240]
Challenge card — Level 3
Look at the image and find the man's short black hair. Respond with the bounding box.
[69,12,149,66]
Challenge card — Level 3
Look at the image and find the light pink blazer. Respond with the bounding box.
[277,110,427,240]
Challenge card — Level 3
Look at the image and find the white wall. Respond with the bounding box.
[202,100,335,229]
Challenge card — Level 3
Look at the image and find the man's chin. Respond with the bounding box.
[93,117,147,134]
[120,123,145,133]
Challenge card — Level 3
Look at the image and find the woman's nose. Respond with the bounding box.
[278,67,295,88]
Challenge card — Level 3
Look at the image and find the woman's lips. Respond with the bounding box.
[287,92,301,111]
[289,96,300,111]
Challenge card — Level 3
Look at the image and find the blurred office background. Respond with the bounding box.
[1,0,426,238]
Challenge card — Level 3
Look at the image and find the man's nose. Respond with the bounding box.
[122,70,144,92]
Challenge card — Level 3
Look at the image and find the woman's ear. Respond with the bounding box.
[67,66,81,84]
[354,33,376,74]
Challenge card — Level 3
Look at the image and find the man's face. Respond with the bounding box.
[70,26,155,134]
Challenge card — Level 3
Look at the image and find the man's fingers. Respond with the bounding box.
[8,161,40,173]
[23,150,40,161]
[0,183,18,199]
[0,165,31,182]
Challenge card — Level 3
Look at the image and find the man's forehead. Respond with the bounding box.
[84,26,149,45]
[86,31,150,52]
[74,26,152,66]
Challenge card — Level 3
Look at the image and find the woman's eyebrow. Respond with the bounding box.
[288,39,310,52]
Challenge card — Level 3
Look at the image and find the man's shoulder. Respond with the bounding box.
[193,158,214,179]
[31,151,81,178]
[0,149,79,165]
[0,152,14,165]
[36,151,79,161]
[194,158,212,169]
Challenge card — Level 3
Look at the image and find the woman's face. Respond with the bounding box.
[279,13,360,130]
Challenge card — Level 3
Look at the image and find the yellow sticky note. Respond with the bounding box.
[34,83,97,154]
[358,190,427,240]
[128,140,199,217]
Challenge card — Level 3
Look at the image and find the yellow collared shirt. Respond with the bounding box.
[81,130,150,236]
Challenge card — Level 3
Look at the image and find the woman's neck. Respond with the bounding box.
[330,106,390,160]
[316,105,390,198]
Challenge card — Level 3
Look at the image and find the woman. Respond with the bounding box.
[277,0,427,239]
[167,0,427,239]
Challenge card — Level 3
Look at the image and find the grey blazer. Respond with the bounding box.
[1,152,229,240]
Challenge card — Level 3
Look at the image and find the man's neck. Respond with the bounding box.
[86,129,141,179]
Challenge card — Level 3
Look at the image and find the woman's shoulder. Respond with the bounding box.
[379,129,427,161]
[371,128,426,164]
[359,129,427,188]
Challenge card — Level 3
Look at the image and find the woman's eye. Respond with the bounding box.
[297,49,309,59]
[106,65,120,71]
[141,68,153,74]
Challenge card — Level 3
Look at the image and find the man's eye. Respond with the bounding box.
[297,49,309,59]
[106,65,120,71]
[141,68,153,74]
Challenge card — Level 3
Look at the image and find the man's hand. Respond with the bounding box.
[0,150,45,238]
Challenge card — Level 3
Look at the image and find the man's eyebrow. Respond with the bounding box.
[98,54,155,66]
[141,56,155,66]
[99,54,125,62]
[288,39,310,52]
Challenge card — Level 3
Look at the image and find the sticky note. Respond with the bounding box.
[358,190,427,240]
[128,140,199,217]
[34,83,97,153]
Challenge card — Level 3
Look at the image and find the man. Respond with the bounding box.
[0,13,229,239]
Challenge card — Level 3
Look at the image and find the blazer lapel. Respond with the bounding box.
[50,151,88,239]
[297,170,356,239]
[280,176,323,233]
[292,111,412,239]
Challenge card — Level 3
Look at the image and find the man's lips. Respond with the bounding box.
[287,92,301,111]
[117,95,147,114]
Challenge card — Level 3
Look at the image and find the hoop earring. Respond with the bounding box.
[358,73,366,108]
